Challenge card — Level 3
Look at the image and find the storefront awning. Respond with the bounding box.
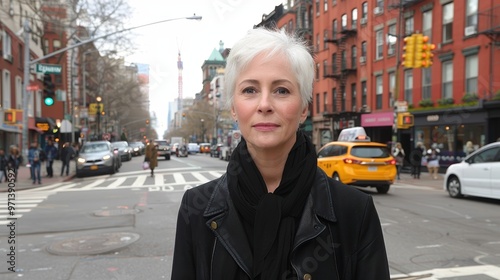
[0,123,21,133]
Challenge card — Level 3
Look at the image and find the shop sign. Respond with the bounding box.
[333,120,355,130]
[36,122,50,131]
[427,115,439,122]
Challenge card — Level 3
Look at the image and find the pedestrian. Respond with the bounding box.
[426,144,441,180]
[392,142,405,180]
[144,140,158,177]
[410,142,424,179]
[6,145,22,182]
[171,28,390,279]
[28,142,42,184]
[60,142,74,176]
[465,141,475,156]
[44,138,58,178]
[0,149,6,183]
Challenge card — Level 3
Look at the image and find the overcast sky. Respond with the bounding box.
[126,0,283,131]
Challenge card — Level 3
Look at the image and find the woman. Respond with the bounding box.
[144,140,158,177]
[392,142,405,180]
[426,144,440,180]
[410,142,424,179]
[171,28,390,279]
[6,145,21,182]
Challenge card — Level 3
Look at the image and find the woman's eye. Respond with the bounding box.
[275,87,290,95]
[242,87,256,94]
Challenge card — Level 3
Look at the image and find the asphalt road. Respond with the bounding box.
[1,152,499,279]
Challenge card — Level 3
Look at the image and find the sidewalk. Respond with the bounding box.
[396,170,445,189]
[2,160,76,191]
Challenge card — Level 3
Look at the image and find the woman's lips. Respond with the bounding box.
[253,123,279,131]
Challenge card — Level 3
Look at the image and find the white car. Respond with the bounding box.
[444,142,500,200]
[187,143,199,154]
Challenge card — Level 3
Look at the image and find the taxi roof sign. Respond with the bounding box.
[337,127,371,142]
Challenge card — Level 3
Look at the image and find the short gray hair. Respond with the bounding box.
[224,27,314,109]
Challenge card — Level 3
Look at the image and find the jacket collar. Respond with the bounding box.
[203,168,337,277]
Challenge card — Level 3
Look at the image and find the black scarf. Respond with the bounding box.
[227,130,317,279]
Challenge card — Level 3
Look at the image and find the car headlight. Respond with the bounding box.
[103,155,111,160]
[134,147,139,151]
[77,158,86,163]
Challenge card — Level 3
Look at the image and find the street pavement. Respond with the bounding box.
[2,160,76,191]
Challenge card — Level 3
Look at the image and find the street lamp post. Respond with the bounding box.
[96,96,102,139]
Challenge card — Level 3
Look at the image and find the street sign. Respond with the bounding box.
[89,103,104,115]
[26,84,39,91]
[36,63,62,74]
[394,100,408,112]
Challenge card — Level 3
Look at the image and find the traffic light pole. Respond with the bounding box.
[392,0,405,147]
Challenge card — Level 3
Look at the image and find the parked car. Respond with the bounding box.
[210,144,223,158]
[199,143,211,154]
[317,127,396,194]
[111,141,133,161]
[444,141,500,200]
[76,141,120,177]
[176,144,188,157]
[129,141,145,156]
[154,139,171,160]
[187,143,199,154]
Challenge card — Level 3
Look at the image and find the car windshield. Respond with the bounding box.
[350,146,391,158]
[156,141,168,146]
[82,143,108,153]
[112,142,128,148]
[130,142,142,147]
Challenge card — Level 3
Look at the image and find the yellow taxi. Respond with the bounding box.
[317,127,397,193]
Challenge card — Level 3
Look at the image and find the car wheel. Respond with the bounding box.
[376,185,390,194]
[165,155,170,160]
[332,172,341,182]
[447,176,463,198]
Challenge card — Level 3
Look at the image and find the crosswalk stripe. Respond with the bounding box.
[173,173,185,184]
[154,174,163,186]
[0,199,44,204]
[54,183,78,191]
[132,175,147,187]
[81,179,106,190]
[0,209,31,214]
[191,172,211,184]
[0,204,38,208]
[0,220,18,225]
[209,171,223,178]
[23,182,65,192]
[0,215,22,219]
[107,177,127,188]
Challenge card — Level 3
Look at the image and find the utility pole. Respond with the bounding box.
[392,0,405,146]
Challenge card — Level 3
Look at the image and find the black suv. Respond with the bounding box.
[154,140,171,160]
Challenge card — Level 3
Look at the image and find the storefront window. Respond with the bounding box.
[456,124,485,152]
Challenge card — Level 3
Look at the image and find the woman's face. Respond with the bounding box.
[231,52,307,152]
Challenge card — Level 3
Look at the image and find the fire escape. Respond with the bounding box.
[324,22,357,116]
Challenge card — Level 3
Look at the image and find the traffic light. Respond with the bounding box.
[43,74,55,106]
[413,34,426,68]
[423,41,435,68]
[4,110,16,124]
[402,35,415,68]
[397,112,414,129]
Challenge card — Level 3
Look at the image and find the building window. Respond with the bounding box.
[53,39,61,51]
[443,2,454,42]
[422,10,432,40]
[422,68,432,100]
[341,87,346,111]
[404,70,413,104]
[376,0,384,9]
[361,41,367,57]
[376,75,383,109]
[465,55,478,94]
[316,33,320,52]
[316,93,320,114]
[288,20,294,33]
[332,19,338,40]
[442,61,453,99]
[351,46,357,69]
[387,24,397,56]
[351,83,357,111]
[323,59,328,78]
[405,16,414,36]
[323,92,328,112]
[361,81,367,106]
[332,88,337,112]
[362,2,368,19]
[324,0,328,12]
[341,14,347,31]
[376,30,384,60]
[316,0,320,16]
[332,53,337,74]
[316,63,320,80]
[324,30,329,49]
[466,0,478,28]
[2,31,12,58]
[341,50,347,70]
[352,8,358,29]
[389,72,395,107]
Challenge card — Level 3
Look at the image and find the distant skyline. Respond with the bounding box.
[126,0,283,133]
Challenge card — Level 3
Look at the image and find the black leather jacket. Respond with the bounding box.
[171,168,390,280]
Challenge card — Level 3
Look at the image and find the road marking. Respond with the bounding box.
[391,264,500,279]
[154,174,163,186]
[191,172,211,184]
[23,182,65,192]
[173,173,185,184]
[80,179,106,190]
[132,175,147,187]
[107,177,127,188]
